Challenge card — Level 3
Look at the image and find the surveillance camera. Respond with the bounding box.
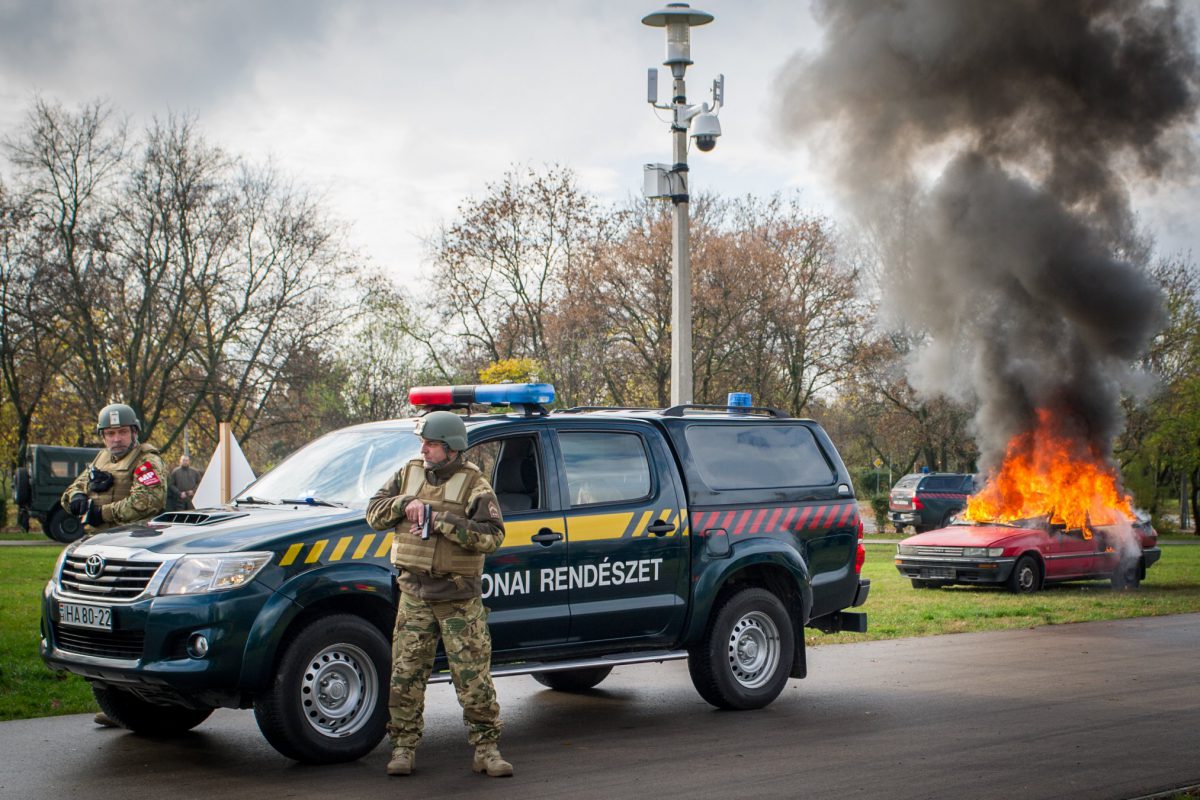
[691,111,721,152]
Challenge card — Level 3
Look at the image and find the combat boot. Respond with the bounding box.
[386,746,415,776]
[472,744,513,777]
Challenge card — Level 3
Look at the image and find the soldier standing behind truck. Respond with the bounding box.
[60,402,168,727]
[365,410,513,779]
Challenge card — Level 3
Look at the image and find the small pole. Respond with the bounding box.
[219,422,232,505]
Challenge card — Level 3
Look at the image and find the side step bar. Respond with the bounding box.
[429,649,689,684]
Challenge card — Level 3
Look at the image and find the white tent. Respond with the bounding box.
[193,424,256,508]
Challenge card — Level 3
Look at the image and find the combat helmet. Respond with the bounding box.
[413,410,467,451]
[96,403,141,433]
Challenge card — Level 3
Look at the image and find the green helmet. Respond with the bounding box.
[413,410,467,451]
[96,403,141,433]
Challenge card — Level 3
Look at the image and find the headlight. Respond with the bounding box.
[160,552,272,595]
[963,547,1004,558]
[897,545,915,555]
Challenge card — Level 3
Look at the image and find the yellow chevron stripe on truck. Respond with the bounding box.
[275,510,689,566]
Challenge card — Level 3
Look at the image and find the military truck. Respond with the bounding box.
[41,384,869,764]
[14,444,101,543]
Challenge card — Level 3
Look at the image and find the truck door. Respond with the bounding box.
[551,424,688,646]
[468,431,569,652]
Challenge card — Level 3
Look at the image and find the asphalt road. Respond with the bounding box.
[3,614,1198,800]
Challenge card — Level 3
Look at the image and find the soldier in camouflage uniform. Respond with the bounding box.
[61,403,168,533]
[365,410,513,778]
[61,403,167,727]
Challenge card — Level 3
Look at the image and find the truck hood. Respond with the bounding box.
[81,504,366,554]
[903,524,1038,548]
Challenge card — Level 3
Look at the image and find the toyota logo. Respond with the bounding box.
[84,554,105,579]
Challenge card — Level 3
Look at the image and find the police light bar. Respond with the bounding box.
[409,383,556,407]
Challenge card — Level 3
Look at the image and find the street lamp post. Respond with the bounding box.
[642,3,722,406]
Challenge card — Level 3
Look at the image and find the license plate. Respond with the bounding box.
[59,602,112,631]
[922,567,955,579]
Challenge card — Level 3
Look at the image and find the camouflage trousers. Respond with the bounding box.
[388,592,502,748]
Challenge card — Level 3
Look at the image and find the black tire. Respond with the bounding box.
[253,614,390,764]
[14,466,31,506]
[1006,555,1041,594]
[532,666,613,692]
[939,511,955,529]
[93,686,213,734]
[44,508,86,543]
[1111,558,1142,591]
[688,587,795,711]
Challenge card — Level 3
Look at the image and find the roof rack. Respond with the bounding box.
[661,403,790,419]
[554,406,661,414]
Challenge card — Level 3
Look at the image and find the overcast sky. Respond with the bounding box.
[1,0,1197,289]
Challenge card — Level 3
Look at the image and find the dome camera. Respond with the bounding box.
[691,111,721,152]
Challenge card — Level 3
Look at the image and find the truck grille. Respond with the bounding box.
[60,554,162,600]
[52,624,144,660]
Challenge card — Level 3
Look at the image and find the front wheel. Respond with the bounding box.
[1006,555,1041,594]
[688,587,795,710]
[533,666,613,692]
[93,686,213,734]
[253,614,390,764]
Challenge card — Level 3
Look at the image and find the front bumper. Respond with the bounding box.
[41,579,276,708]
[894,555,1017,585]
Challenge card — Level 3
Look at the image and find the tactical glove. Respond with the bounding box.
[88,469,114,493]
[69,493,89,516]
[85,504,105,527]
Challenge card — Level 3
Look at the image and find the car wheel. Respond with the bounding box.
[1111,559,1141,591]
[532,666,613,692]
[688,587,794,710]
[1006,555,1041,594]
[93,686,213,734]
[253,614,390,764]
[939,511,955,528]
[44,508,86,544]
[14,466,31,506]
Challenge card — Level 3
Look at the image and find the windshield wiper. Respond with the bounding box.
[279,497,345,507]
[235,496,279,505]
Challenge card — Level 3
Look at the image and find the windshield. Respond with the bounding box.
[238,425,419,508]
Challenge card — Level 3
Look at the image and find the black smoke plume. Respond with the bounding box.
[780,0,1200,468]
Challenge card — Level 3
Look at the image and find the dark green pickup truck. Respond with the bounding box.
[41,384,869,763]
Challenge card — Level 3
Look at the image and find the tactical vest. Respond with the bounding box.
[391,458,487,578]
[89,443,162,509]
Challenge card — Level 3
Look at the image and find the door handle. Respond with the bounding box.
[646,520,676,536]
[531,528,563,546]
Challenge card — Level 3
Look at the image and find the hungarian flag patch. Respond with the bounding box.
[134,462,162,487]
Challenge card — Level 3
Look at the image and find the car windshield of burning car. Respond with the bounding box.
[237,424,419,508]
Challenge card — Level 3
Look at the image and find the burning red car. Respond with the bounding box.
[893,513,1160,593]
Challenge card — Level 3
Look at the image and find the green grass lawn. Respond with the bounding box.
[4,542,1200,722]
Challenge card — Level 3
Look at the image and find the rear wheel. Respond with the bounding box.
[532,666,613,692]
[688,587,794,710]
[14,466,31,506]
[44,508,86,543]
[93,686,213,734]
[1006,555,1041,594]
[1111,558,1142,591]
[253,614,389,764]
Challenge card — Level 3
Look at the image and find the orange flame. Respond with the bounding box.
[964,408,1133,529]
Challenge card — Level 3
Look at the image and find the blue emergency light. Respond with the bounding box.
[727,392,752,408]
[409,383,556,407]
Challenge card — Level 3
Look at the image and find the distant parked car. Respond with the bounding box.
[893,513,1160,593]
[888,472,975,533]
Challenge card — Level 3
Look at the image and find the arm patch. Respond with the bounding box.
[134,461,162,487]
